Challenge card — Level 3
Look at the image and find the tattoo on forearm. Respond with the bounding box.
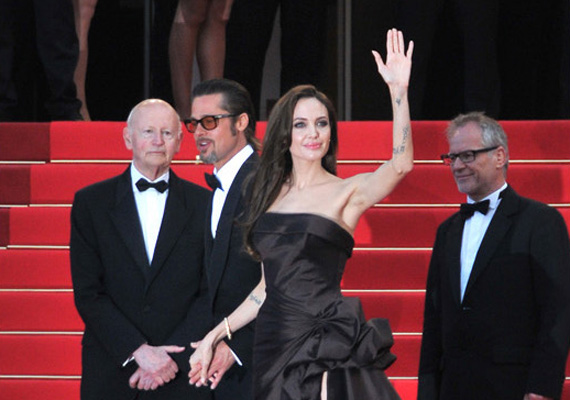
[249,293,263,306]
[395,98,402,106]
[393,126,410,155]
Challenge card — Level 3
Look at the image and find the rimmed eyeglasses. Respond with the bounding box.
[440,146,499,166]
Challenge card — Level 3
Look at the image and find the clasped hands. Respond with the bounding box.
[189,339,235,390]
[128,343,184,391]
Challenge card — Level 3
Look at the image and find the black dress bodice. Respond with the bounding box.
[251,213,400,400]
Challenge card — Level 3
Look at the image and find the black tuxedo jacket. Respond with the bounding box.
[418,185,570,400]
[70,167,212,400]
[205,152,261,382]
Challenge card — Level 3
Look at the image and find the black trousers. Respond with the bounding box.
[212,365,253,400]
[224,0,327,118]
[0,0,80,121]
[397,0,501,119]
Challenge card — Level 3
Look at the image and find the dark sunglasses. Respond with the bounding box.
[183,114,237,133]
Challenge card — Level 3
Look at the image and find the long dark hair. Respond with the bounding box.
[242,85,338,259]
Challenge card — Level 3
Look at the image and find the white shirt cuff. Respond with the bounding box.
[229,348,243,366]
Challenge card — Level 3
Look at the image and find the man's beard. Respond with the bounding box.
[199,151,218,165]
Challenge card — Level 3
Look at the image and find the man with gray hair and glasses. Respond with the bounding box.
[418,112,570,400]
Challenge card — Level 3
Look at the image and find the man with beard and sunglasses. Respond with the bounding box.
[184,78,261,400]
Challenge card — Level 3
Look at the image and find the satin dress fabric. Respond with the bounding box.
[251,212,401,400]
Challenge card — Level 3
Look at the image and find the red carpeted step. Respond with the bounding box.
[30,164,126,204]
[0,291,425,333]
[0,292,83,331]
[0,291,421,333]
[27,163,211,205]
[2,334,568,386]
[0,378,411,400]
[0,247,424,291]
[355,208,453,248]
[49,121,202,161]
[339,121,570,161]
[47,120,570,161]
[0,163,214,205]
[0,333,416,377]
[343,250,431,290]
[3,162,569,205]
[7,206,570,247]
[0,249,71,289]
[0,208,8,246]
[5,206,449,247]
[390,380,418,399]
[345,292,425,333]
[0,123,50,161]
[0,165,31,205]
[0,334,82,375]
[0,379,80,400]
[6,120,565,162]
[407,120,570,161]
[387,335,421,377]
[7,206,70,246]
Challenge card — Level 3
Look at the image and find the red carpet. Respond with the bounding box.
[1,121,569,399]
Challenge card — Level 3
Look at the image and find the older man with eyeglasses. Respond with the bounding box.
[186,78,261,400]
[417,112,570,400]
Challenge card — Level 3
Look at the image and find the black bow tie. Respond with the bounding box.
[460,199,490,219]
[204,173,222,191]
[136,178,169,193]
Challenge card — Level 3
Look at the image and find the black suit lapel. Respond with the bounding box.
[207,152,258,301]
[148,172,192,284]
[446,214,465,306]
[110,169,150,274]
[204,194,214,257]
[464,186,519,300]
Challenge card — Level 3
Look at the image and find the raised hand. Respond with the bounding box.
[372,28,414,92]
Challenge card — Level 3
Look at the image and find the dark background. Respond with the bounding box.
[10,0,570,121]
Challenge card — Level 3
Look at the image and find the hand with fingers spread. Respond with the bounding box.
[372,28,414,95]
[129,343,185,390]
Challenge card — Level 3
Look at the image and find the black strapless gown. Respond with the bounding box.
[251,212,401,400]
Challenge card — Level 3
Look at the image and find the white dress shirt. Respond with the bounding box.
[210,144,254,238]
[131,165,169,264]
[209,145,253,367]
[460,182,508,301]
